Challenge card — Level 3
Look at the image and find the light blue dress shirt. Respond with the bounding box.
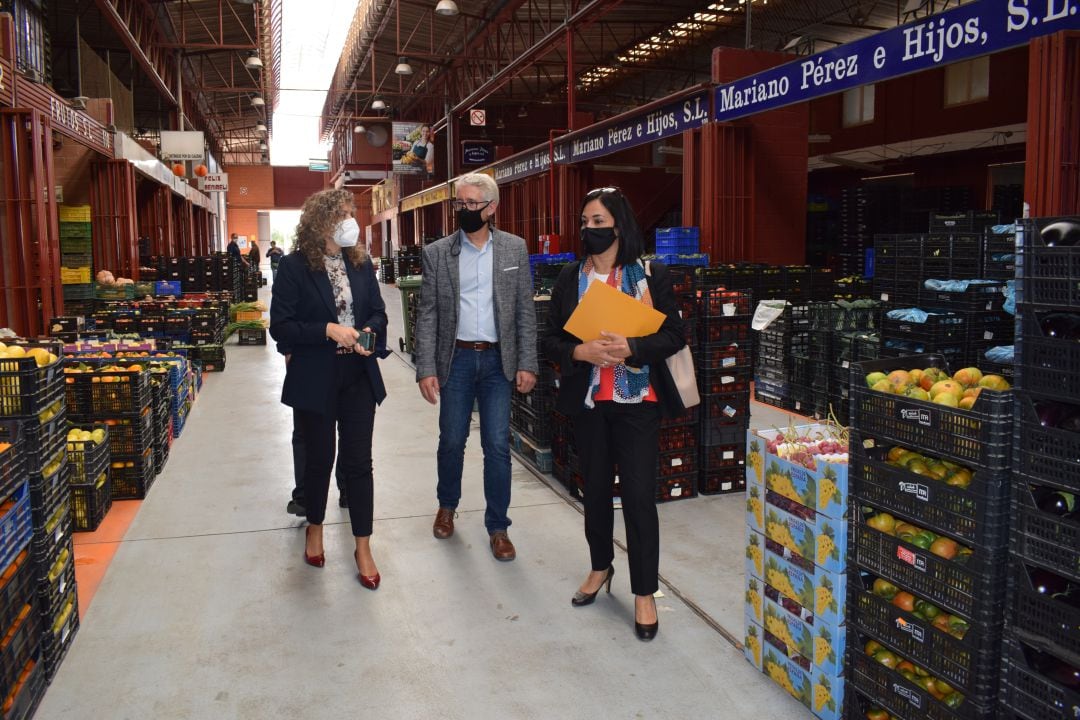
[457,230,498,342]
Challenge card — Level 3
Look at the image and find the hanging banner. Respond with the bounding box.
[713,0,1080,123]
[490,90,709,184]
[393,122,435,176]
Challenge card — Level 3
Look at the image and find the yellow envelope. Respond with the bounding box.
[564,280,665,342]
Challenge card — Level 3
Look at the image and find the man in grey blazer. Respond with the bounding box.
[415,173,538,561]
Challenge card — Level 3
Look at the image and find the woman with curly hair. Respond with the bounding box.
[269,188,390,590]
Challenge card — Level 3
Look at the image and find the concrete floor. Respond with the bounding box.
[37,268,816,720]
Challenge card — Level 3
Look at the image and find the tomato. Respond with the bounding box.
[929,537,959,560]
[865,639,883,656]
[896,660,917,674]
[874,649,899,668]
[866,710,889,720]
[892,591,916,612]
[932,614,952,634]
[943,691,965,709]
[872,578,898,599]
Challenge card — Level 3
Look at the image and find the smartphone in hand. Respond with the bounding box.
[356,331,375,352]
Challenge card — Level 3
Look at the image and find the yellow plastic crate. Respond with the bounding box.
[60,267,92,285]
[58,205,91,222]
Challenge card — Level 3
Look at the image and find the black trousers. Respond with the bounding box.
[294,356,377,537]
[573,401,661,596]
[291,411,346,504]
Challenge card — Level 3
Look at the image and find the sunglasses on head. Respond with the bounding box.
[585,186,622,198]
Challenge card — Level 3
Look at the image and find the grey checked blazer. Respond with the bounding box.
[414,228,539,384]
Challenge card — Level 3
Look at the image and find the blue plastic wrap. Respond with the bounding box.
[984,345,1015,362]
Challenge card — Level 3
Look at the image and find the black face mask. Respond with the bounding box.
[457,208,488,234]
[581,226,617,256]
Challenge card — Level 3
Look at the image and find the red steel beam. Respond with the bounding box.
[94,0,178,106]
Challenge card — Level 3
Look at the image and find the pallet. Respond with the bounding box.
[510,430,552,473]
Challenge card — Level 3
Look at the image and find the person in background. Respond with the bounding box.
[269,188,389,590]
[541,186,686,641]
[248,240,261,271]
[227,233,249,268]
[413,172,538,561]
[267,240,284,281]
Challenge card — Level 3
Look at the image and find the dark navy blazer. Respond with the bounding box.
[269,251,389,415]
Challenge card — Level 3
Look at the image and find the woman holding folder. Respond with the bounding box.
[542,186,686,641]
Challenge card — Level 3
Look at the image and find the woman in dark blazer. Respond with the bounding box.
[269,188,389,590]
[542,187,686,640]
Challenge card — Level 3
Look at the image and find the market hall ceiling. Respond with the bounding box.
[319,0,917,139]
[48,0,279,165]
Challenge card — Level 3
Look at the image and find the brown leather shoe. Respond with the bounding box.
[489,531,516,561]
[433,508,455,539]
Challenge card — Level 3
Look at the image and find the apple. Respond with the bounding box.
[865,372,887,388]
[978,374,1011,391]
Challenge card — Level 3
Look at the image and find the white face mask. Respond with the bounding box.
[333,217,360,248]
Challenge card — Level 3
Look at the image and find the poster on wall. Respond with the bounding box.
[393,122,435,176]
[461,140,494,166]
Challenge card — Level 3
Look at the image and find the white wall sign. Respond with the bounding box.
[199,173,229,192]
[161,130,206,161]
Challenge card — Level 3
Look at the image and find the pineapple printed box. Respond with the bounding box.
[744,619,844,720]
[745,526,846,627]
[746,426,849,520]
[744,576,845,676]
[749,493,847,575]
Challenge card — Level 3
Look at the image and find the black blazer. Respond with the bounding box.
[269,251,389,415]
[542,260,686,418]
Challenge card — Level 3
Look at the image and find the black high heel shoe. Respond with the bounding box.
[571,566,614,607]
[635,595,658,641]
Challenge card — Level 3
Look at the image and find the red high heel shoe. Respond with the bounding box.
[354,550,380,590]
[304,525,325,568]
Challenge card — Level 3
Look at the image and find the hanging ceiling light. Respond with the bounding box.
[371,98,386,111]
[353,123,366,134]
[394,56,414,75]
[435,0,459,16]
[254,122,267,134]
[245,52,263,70]
[251,95,265,107]
[259,141,268,150]
[517,105,528,118]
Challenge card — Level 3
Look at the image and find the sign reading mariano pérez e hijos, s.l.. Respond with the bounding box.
[713,0,1080,122]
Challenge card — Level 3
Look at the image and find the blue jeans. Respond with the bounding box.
[437,347,512,533]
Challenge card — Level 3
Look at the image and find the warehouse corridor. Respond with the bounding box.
[35,281,806,719]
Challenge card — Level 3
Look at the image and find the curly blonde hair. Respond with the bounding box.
[293,188,368,271]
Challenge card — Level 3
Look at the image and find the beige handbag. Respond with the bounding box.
[645,262,700,409]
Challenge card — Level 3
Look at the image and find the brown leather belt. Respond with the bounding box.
[455,340,499,351]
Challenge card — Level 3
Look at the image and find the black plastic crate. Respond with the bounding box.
[237,328,267,346]
[699,417,748,447]
[94,409,153,457]
[697,289,752,318]
[1017,307,1080,403]
[30,501,70,575]
[655,472,696,503]
[701,389,750,425]
[920,283,1006,313]
[1007,556,1080,664]
[70,470,110,533]
[0,550,33,638]
[509,403,551,448]
[36,543,73,616]
[1015,216,1080,308]
[65,368,151,416]
[193,344,225,372]
[696,342,751,373]
[807,329,832,360]
[0,600,39,697]
[0,423,25,504]
[849,434,1012,548]
[1,645,44,720]
[0,407,67,478]
[849,570,1004,700]
[64,424,109,485]
[0,342,64,419]
[1000,634,1080,720]
[110,448,155,500]
[698,315,752,346]
[1010,479,1080,584]
[697,465,744,495]
[28,447,67,526]
[41,586,78,680]
[1012,392,1080,492]
[930,211,998,233]
[880,312,967,347]
[660,404,697,429]
[851,355,1013,470]
[851,512,1008,622]
[697,369,750,396]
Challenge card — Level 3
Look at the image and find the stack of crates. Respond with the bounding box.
[982,226,1016,281]
[754,304,809,410]
[149,369,172,474]
[66,363,155,499]
[0,422,44,717]
[378,256,395,284]
[658,266,703,502]
[394,246,422,278]
[696,284,752,495]
[1000,215,1080,720]
[848,353,1014,720]
[653,227,707,267]
[879,309,967,363]
[59,206,94,316]
[0,340,79,684]
[798,301,880,425]
[65,424,111,532]
[742,423,848,720]
[918,280,1011,367]
[528,253,575,295]
[509,297,555,475]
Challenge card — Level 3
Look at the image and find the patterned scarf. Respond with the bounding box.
[578,258,653,408]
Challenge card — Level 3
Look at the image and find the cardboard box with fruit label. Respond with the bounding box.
[744,614,764,671]
[746,426,849,520]
[747,625,844,720]
[746,526,846,627]
[755,495,847,574]
[747,571,847,665]
[760,586,846,676]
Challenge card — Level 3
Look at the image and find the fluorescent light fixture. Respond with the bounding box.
[251,95,265,107]
[372,98,386,110]
[435,0,459,16]
[245,53,263,70]
[395,57,413,75]
[354,124,366,133]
